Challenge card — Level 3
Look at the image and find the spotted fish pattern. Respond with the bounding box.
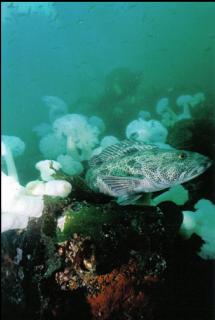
[86,140,212,205]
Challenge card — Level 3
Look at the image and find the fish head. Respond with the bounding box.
[162,149,212,185]
[144,149,212,190]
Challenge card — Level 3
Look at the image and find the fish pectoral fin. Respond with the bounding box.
[117,194,142,206]
[100,175,142,196]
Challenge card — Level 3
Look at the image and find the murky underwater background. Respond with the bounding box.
[2,2,215,184]
[2,3,215,320]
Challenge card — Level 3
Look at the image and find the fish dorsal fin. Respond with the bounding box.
[89,140,158,167]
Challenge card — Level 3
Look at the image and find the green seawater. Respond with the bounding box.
[1,4,215,319]
[2,2,215,184]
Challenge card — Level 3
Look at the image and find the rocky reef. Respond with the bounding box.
[2,170,215,320]
[1,176,187,320]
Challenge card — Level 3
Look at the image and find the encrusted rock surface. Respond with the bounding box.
[1,183,213,320]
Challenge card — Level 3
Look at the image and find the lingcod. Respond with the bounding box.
[86,140,212,205]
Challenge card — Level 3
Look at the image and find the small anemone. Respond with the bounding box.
[57,154,83,176]
[39,133,67,159]
[2,135,26,181]
[42,95,68,123]
[53,113,100,161]
[126,118,168,144]
[35,160,62,181]
[180,199,215,260]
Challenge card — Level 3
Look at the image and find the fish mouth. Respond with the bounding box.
[189,160,212,179]
[180,159,212,184]
[200,158,213,171]
[206,159,213,169]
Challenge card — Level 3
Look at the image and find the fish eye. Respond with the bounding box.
[178,152,187,160]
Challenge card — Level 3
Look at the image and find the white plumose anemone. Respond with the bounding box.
[156,92,206,128]
[39,133,67,160]
[42,95,68,123]
[35,160,62,181]
[2,135,25,181]
[26,179,72,198]
[53,113,101,160]
[32,123,52,137]
[180,199,215,260]
[155,97,177,128]
[1,171,44,232]
[91,136,120,158]
[126,118,168,144]
[57,154,83,176]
